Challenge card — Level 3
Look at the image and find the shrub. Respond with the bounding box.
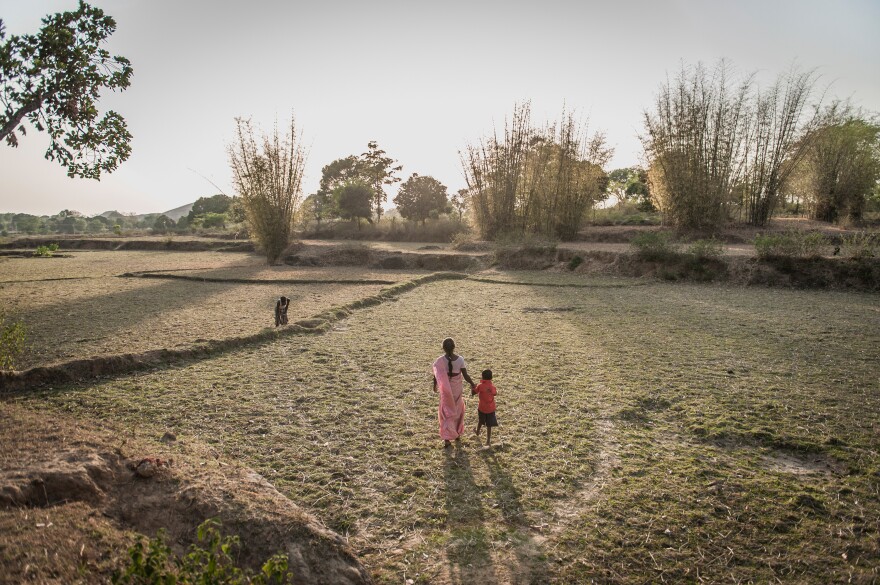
[229,116,306,265]
[841,231,879,259]
[567,255,584,270]
[0,312,26,371]
[34,243,59,257]
[755,230,829,259]
[113,519,290,585]
[630,231,680,261]
[687,238,723,260]
[495,232,558,254]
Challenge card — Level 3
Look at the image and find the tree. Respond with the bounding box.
[187,194,232,223]
[360,141,402,223]
[462,102,611,240]
[394,174,450,224]
[0,2,133,178]
[228,116,306,264]
[741,67,819,226]
[333,181,373,226]
[12,213,42,234]
[311,155,364,224]
[152,214,175,233]
[606,167,651,208]
[642,61,752,231]
[319,156,364,194]
[200,212,227,229]
[450,189,469,222]
[796,104,880,223]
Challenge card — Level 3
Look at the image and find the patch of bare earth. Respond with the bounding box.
[0,403,370,584]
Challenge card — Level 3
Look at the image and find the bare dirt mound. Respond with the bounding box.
[0,405,371,584]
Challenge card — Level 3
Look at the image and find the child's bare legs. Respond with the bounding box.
[486,426,492,445]
[474,421,483,437]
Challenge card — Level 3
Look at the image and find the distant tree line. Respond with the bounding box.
[0,194,245,237]
[301,142,462,230]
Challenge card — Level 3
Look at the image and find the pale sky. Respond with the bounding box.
[1,0,878,216]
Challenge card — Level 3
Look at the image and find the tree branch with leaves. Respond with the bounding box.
[0,1,133,178]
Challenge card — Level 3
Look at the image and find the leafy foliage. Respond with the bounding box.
[360,141,402,223]
[754,230,828,258]
[0,1,133,178]
[34,242,59,257]
[151,214,175,233]
[841,232,879,259]
[187,194,232,222]
[795,104,880,224]
[394,174,449,224]
[0,311,26,371]
[112,519,291,585]
[450,189,469,222]
[333,181,373,224]
[687,238,724,260]
[630,231,681,261]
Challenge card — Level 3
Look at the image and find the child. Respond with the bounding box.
[274,296,290,327]
[472,369,498,446]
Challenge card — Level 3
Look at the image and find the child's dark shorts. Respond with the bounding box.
[478,411,498,427]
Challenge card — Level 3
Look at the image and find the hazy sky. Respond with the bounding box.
[1,0,878,216]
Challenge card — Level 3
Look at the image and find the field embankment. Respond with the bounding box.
[0,404,372,584]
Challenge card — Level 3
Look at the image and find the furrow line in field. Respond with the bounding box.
[0,272,468,393]
[120,271,398,285]
[467,277,652,288]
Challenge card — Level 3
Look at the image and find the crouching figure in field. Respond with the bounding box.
[274,296,290,327]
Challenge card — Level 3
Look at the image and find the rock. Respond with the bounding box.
[160,432,177,443]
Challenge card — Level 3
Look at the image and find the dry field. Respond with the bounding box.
[3,251,878,584]
[0,250,427,370]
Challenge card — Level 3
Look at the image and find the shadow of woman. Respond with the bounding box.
[443,446,497,584]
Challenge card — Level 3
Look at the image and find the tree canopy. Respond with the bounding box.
[394,174,449,224]
[333,181,373,224]
[361,141,402,223]
[0,1,133,178]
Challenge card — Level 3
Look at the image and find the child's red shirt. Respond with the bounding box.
[473,380,497,413]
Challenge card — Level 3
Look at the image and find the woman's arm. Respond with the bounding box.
[461,368,476,390]
[432,375,438,393]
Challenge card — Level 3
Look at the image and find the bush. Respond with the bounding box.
[841,231,879,259]
[495,232,558,254]
[0,312,26,371]
[567,255,584,270]
[630,231,680,261]
[113,519,290,585]
[589,203,661,226]
[755,230,829,259]
[687,238,723,260]
[34,243,59,257]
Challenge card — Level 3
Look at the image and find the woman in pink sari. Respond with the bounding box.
[432,338,476,448]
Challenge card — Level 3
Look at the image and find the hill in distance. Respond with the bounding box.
[99,202,194,222]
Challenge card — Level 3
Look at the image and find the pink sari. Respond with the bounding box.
[433,355,465,441]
